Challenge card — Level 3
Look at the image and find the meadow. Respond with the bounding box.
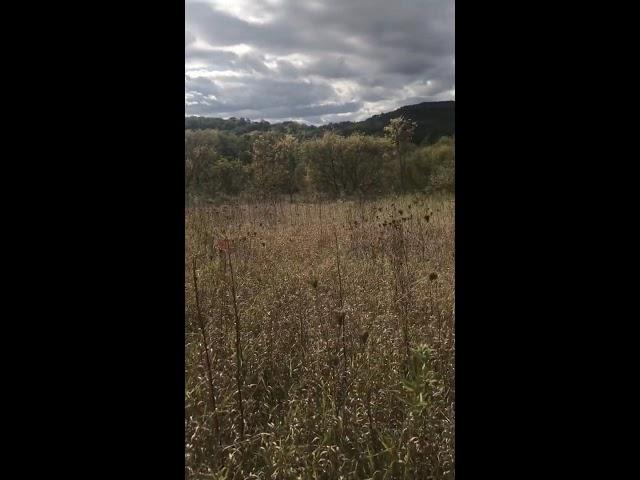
[185,194,454,479]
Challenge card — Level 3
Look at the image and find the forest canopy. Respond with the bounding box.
[185,102,454,202]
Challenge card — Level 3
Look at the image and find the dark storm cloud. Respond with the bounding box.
[185,0,454,123]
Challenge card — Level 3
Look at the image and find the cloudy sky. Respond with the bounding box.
[186,0,454,124]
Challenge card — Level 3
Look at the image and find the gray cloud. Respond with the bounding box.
[186,0,454,123]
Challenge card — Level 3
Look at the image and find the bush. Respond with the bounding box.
[405,136,454,193]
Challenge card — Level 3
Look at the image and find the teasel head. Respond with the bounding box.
[333,309,346,326]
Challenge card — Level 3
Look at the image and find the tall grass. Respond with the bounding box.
[186,194,454,479]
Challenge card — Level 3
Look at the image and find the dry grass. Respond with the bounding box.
[186,194,454,479]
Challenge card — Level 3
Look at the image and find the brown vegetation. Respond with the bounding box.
[185,194,454,479]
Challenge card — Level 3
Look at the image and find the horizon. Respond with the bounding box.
[184,99,455,127]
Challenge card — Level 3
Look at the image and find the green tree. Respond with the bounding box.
[185,131,219,197]
[405,136,454,193]
[303,133,391,198]
[273,134,299,201]
[427,136,455,193]
[250,133,297,198]
[303,133,344,198]
[211,158,249,196]
[341,134,392,198]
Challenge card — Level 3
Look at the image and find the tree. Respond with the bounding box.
[404,136,454,192]
[303,133,391,198]
[185,130,219,197]
[303,133,344,198]
[341,134,392,198]
[211,158,249,196]
[273,134,299,201]
[250,133,298,198]
[384,115,417,193]
[426,136,455,193]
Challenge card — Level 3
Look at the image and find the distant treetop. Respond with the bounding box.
[185,100,454,145]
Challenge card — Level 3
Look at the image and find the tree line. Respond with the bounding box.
[185,116,454,202]
[185,101,454,145]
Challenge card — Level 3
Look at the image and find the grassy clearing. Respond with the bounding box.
[186,194,454,479]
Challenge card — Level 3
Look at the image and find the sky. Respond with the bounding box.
[185,0,454,125]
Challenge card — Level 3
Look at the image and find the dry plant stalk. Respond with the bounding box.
[191,257,220,440]
[224,244,245,442]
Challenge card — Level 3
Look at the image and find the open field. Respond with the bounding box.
[186,194,454,479]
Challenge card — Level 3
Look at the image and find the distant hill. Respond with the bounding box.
[185,100,454,144]
[321,101,454,144]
